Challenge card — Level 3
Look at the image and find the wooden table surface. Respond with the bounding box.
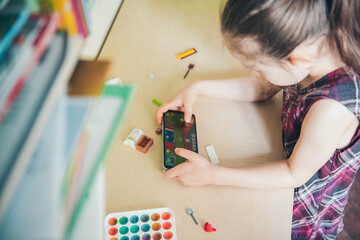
[99,0,293,239]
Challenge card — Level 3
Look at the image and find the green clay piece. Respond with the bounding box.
[119,216,128,225]
[120,226,129,235]
[152,99,162,107]
[131,225,140,233]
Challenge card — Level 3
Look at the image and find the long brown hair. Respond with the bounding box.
[221,0,360,72]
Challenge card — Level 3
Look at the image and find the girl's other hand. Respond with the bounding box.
[156,83,199,125]
[163,148,214,186]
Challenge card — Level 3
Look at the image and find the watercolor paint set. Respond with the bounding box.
[104,208,177,240]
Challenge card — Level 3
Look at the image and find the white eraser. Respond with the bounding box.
[205,145,220,164]
[123,128,144,148]
[105,77,123,86]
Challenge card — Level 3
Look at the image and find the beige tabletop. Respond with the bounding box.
[99,0,293,239]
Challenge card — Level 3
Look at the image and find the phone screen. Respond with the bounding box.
[162,110,198,170]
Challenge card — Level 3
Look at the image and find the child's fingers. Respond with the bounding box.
[184,103,193,123]
[176,106,185,112]
[156,102,174,125]
[175,148,198,161]
[163,164,183,178]
[156,102,186,125]
[156,112,164,125]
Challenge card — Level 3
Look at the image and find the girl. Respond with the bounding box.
[156,0,360,239]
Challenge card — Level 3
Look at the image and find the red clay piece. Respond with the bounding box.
[204,222,216,232]
[108,227,118,236]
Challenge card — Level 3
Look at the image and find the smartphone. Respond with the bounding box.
[162,110,198,170]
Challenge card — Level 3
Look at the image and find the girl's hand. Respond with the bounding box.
[156,83,199,125]
[163,148,214,186]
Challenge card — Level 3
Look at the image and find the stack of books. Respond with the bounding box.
[0,0,133,239]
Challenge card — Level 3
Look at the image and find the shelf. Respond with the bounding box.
[0,1,125,238]
[80,0,123,59]
[0,35,83,221]
[70,166,105,240]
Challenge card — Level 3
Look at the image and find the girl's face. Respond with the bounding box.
[228,38,310,86]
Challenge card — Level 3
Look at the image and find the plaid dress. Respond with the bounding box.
[281,67,360,240]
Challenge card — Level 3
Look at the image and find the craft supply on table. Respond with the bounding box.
[204,222,216,232]
[186,208,198,225]
[205,145,220,164]
[104,208,177,240]
[124,128,153,153]
[152,98,162,107]
[155,128,162,135]
[149,73,155,80]
[135,135,153,153]
[105,77,123,86]
[183,63,195,79]
[176,48,197,59]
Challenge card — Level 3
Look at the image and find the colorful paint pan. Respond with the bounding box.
[104,208,177,240]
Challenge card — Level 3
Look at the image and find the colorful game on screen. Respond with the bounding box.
[162,110,198,170]
[104,208,177,240]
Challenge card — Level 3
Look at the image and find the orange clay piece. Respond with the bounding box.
[135,135,153,153]
[176,48,197,59]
